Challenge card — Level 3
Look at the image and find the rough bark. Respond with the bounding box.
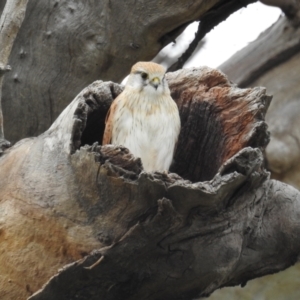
[1,0,229,144]
[1,67,300,300]
[0,0,29,153]
[30,176,300,300]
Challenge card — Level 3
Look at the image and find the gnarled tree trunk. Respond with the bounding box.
[1,67,300,300]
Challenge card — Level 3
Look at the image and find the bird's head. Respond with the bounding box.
[126,62,170,96]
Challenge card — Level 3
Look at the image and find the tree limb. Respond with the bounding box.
[0,0,29,153]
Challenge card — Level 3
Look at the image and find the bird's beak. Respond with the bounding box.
[151,77,160,89]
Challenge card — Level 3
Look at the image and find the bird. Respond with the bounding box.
[102,61,181,172]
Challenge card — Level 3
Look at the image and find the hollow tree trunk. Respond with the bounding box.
[1,67,300,300]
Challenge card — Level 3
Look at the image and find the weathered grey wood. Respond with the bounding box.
[1,0,226,144]
[2,67,299,300]
[29,168,300,300]
[0,0,29,152]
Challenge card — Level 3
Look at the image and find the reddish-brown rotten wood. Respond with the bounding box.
[167,68,270,182]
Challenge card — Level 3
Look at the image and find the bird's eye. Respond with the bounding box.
[141,72,148,80]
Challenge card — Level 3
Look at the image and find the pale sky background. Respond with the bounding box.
[154,2,282,69]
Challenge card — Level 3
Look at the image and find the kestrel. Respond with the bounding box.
[102,61,181,172]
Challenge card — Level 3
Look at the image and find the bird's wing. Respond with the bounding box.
[102,96,121,145]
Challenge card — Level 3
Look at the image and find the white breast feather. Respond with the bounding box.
[111,91,180,172]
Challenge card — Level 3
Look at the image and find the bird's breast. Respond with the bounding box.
[111,95,180,171]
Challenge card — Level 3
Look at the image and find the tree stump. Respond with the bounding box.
[0,67,299,300]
